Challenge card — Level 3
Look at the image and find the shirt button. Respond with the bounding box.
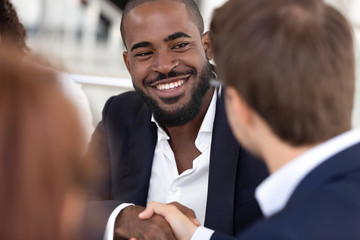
[171,187,177,193]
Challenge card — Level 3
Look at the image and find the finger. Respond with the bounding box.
[138,204,156,220]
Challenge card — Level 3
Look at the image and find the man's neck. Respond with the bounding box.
[165,87,215,141]
[262,137,317,174]
[251,116,319,174]
[165,87,215,174]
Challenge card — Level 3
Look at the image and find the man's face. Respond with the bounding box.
[122,1,213,127]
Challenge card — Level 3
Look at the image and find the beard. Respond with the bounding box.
[134,61,213,127]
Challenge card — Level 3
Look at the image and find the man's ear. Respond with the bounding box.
[123,51,131,72]
[202,32,213,60]
[225,87,253,128]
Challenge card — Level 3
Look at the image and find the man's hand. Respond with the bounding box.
[167,202,200,226]
[114,205,176,240]
[138,202,198,240]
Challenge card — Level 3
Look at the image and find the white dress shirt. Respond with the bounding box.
[104,89,218,240]
[192,128,360,240]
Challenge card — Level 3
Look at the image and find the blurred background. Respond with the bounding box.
[10,0,360,127]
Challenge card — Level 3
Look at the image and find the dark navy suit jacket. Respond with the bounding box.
[86,91,269,240]
[212,142,360,240]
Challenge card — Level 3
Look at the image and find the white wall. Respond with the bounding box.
[200,0,228,31]
[70,74,133,125]
[353,30,360,127]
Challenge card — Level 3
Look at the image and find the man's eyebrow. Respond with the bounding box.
[131,41,151,52]
[165,32,191,42]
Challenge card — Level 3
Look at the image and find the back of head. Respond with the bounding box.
[0,0,30,55]
[120,0,204,48]
[211,0,355,146]
[0,47,89,240]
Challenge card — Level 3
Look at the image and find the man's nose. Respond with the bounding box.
[152,50,178,74]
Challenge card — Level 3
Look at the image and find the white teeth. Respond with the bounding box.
[156,80,185,90]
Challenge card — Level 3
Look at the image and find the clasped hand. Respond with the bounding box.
[138,201,200,240]
[115,202,200,240]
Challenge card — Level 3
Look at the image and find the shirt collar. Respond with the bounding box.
[152,117,169,141]
[255,128,360,218]
[195,88,217,152]
[198,88,217,134]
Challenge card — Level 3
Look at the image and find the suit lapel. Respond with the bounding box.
[204,93,240,235]
[115,103,157,206]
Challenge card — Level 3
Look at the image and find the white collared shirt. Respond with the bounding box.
[104,89,218,240]
[192,128,360,240]
[147,89,217,225]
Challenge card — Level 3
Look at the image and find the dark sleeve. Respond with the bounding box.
[85,96,114,200]
[83,91,143,240]
[210,231,236,240]
[81,96,121,240]
[233,150,268,235]
[85,91,143,200]
[81,200,123,240]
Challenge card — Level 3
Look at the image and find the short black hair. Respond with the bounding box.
[120,0,204,48]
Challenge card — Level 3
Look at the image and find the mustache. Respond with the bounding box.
[147,69,196,84]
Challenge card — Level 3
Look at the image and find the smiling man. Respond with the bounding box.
[122,0,214,130]
[85,1,268,240]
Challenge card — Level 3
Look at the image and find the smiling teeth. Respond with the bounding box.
[156,80,185,90]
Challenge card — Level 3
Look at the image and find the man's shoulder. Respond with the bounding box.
[105,90,144,111]
[111,90,142,104]
[102,91,149,122]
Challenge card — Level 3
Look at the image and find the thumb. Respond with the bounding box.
[138,206,155,220]
[190,217,201,226]
[139,201,171,220]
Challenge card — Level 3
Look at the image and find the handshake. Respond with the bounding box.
[115,202,201,240]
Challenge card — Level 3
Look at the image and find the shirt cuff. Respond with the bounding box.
[103,203,134,240]
[191,226,214,240]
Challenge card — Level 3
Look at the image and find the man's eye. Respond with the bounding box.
[135,51,152,57]
[172,42,189,49]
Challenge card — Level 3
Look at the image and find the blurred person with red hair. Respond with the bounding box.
[0,47,96,240]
